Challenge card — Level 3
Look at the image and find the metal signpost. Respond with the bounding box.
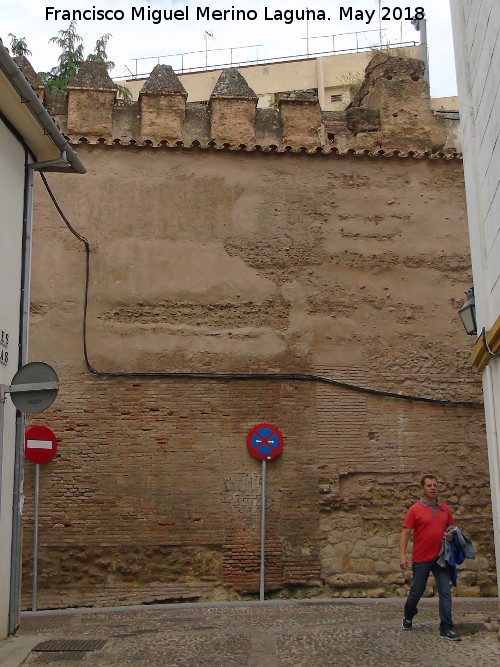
[246,423,283,601]
[24,425,58,611]
[0,362,59,613]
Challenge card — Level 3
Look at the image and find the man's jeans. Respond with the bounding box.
[404,560,453,633]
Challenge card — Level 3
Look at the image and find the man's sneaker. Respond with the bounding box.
[402,618,412,630]
[440,630,461,641]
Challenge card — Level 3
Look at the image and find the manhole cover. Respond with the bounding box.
[33,639,107,652]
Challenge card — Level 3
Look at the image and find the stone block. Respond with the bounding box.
[345,107,380,134]
[366,588,385,598]
[342,552,350,571]
[374,560,393,575]
[278,91,324,148]
[210,98,257,145]
[67,89,116,138]
[350,558,374,574]
[140,94,186,142]
[351,542,367,558]
[365,536,388,548]
[455,584,481,597]
[326,573,380,588]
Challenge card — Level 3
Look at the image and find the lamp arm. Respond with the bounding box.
[481,327,500,357]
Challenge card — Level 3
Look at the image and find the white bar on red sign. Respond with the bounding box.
[26,439,53,450]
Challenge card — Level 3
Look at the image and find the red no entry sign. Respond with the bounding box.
[247,423,283,461]
[24,425,58,464]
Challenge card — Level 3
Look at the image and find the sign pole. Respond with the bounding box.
[23,424,58,612]
[247,423,283,603]
[32,463,40,612]
[0,388,6,523]
[260,458,267,602]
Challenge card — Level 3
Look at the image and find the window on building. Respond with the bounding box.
[330,94,343,102]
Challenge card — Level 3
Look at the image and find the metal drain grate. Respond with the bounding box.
[33,638,107,652]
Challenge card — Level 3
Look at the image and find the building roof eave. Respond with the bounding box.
[0,40,86,174]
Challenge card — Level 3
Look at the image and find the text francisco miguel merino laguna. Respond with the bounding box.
[45,6,425,26]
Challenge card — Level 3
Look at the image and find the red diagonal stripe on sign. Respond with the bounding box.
[256,428,278,451]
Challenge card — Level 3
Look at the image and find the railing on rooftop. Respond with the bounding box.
[114,29,418,80]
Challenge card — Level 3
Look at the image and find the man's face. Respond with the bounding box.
[422,477,439,502]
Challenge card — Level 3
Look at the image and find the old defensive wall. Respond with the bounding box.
[14,52,495,608]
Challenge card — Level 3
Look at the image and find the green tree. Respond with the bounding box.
[41,23,131,98]
[8,33,31,57]
[43,20,84,92]
[89,32,131,100]
[89,33,115,71]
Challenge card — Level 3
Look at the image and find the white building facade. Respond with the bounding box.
[0,76,26,643]
[0,41,85,638]
[450,0,500,585]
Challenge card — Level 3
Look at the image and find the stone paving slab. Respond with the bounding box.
[2,598,499,666]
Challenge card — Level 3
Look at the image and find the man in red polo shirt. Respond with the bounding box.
[400,474,460,640]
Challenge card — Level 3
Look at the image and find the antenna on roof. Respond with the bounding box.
[305,7,310,56]
[411,13,429,84]
[378,1,382,45]
[204,30,216,70]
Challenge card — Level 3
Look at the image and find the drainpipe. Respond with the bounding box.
[419,18,430,85]
[7,145,72,635]
[6,147,73,636]
[411,16,429,85]
[8,147,34,635]
[316,56,325,110]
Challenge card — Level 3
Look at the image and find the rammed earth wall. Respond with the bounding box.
[21,142,495,609]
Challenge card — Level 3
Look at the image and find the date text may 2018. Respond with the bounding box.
[339,6,425,24]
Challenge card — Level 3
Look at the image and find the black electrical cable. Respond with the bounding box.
[39,171,484,409]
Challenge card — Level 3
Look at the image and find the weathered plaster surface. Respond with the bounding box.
[20,142,494,608]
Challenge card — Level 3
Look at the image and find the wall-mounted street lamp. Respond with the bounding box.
[458,287,477,335]
[458,287,500,362]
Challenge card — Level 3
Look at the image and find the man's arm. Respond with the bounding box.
[400,527,411,569]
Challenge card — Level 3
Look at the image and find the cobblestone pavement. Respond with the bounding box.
[2,598,499,666]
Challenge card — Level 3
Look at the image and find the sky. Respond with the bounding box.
[1,0,457,98]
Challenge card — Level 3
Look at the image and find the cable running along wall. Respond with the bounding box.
[39,171,483,409]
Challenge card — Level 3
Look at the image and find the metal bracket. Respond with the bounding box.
[0,381,58,403]
[30,150,68,171]
[481,328,500,358]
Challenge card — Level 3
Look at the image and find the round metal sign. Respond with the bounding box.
[24,425,58,464]
[247,423,283,461]
[10,362,59,414]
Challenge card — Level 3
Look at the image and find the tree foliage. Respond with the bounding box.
[42,22,126,95]
[88,33,115,71]
[6,24,131,99]
[8,33,31,57]
[42,20,84,92]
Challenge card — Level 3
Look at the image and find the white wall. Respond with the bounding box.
[450,0,500,588]
[451,0,500,324]
[0,120,24,638]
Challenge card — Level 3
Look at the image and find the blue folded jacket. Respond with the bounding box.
[436,526,475,587]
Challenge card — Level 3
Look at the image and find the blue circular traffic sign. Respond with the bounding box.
[247,423,283,461]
